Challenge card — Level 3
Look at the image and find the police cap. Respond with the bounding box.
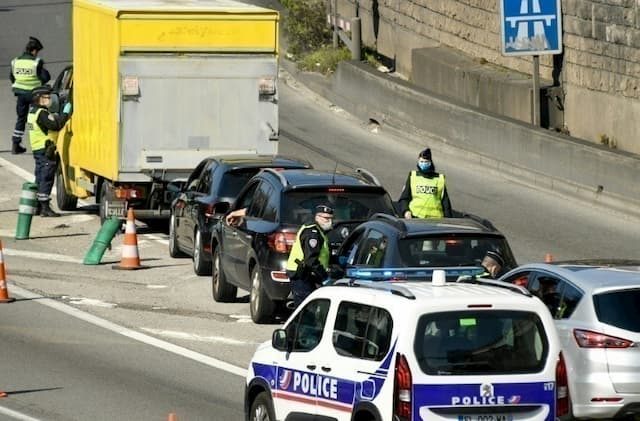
[31,85,52,99]
[26,36,44,52]
[484,250,505,267]
[315,204,334,215]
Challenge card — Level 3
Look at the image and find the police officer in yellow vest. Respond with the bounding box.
[398,148,452,219]
[9,37,50,155]
[286,205,333,308]
[28,86,71,217]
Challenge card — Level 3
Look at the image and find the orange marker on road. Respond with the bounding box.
[113,209,146,270]
[0,240,16,303]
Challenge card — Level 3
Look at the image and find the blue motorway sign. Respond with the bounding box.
[500,0,563,56]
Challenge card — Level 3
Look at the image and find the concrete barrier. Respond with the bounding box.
[283,58,640,220]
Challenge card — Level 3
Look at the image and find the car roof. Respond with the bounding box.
[365,214,502,236]
[504,262,640,293]
[210,154,311,170]
[324,279,536,307]
[262,168,384,189]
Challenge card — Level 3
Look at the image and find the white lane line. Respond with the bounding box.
[143,233,169,245]
[3,248,82,264]
[140,328,254,345]
[0,405,42,421]
[9,285,247,377]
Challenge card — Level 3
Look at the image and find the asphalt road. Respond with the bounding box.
[1,1,639,421]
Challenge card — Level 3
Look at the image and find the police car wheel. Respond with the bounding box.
[193,229,211,276]
[250,266,274,324]
[249,392,275,421]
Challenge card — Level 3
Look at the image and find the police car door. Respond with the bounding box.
[318,298,396,421]
[272,298,332,419]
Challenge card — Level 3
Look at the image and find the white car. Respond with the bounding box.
[500,261,640,419]
[245,272,566,421]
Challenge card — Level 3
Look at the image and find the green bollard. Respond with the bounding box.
[15,182,39,240]
[83,216,121,265]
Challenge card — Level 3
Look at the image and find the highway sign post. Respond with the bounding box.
[500,0,563,125]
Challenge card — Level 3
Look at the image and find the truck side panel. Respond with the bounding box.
[118,55,278,179]
[72,3,120,183]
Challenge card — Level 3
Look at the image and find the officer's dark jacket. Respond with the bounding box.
[30,104,70,134]
[286,223,328,282]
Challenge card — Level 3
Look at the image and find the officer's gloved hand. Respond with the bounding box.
[62,102,72,115]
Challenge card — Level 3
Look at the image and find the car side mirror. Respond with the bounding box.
[216,201,230,215]
[272,329,289,352]
[167,180,187,193]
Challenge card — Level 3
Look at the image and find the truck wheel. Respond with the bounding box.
[169,214,186,258]
[55,166,77,211]
[250,266,274,324]
[212,248,236,302]
[193,229,211,276]
[98,181,110,225]
[249,392,275,421]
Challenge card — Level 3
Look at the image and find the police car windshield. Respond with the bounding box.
[414,310,548,375]
[282,190,395,225]
[398,236,515,268]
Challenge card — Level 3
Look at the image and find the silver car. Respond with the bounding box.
[499,261,640,420]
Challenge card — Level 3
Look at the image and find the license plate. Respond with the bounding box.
[458,415,513,421]
[106,201,127,218]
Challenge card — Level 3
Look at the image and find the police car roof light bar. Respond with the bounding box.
[355,167,382,186]
[262,168,289,187]
[456,276,532,297]
[332,279,416,299]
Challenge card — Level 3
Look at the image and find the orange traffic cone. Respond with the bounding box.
[0,240,16,304]
[112,209,145,270]
[544,253,554,263]
[167,413,178,421]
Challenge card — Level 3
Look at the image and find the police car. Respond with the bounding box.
[245,271,567,421]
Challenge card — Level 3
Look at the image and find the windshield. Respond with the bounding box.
[282,190,395,225]
[398,235,516,269]
[594,288,640,333]
[414,310,548,375]
[218,169,261,198]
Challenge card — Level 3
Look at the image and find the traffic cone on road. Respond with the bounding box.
[112,209,145,270]
[544,253,554,263]
[0,240,16,303]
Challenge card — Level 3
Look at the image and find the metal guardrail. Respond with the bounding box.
[327,1,361,60]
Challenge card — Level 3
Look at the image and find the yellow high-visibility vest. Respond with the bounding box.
[11,57,42,91]
[27,108,49,151]
[408,171,445,218]
[286,224,329,272]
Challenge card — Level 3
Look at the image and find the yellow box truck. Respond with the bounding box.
[52,0,279,225]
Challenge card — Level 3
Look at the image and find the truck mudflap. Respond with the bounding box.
[414,382,555,421]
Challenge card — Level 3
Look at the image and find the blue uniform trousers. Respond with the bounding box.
[13,92,31,144]
[33,149,56,201]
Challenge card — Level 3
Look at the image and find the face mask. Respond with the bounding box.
[418,162,432,172]
[318,220,333,231]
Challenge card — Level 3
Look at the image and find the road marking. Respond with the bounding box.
[140,328,253,345]
[0,405,42,421]
[3,248,82,264]
[62,296,118,308]
[9,285,247,377]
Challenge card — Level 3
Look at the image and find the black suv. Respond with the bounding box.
[211,168,396,323]
[334,213,517,281]
[169,155,311,276]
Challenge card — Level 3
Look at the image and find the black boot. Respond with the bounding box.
[39,201,61,217]
[35,201,42,215]
[11,143,26,155]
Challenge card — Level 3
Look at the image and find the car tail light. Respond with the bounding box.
[556,352,569,417]
[327,188,345,192]
[114,186,144,200]
[267,231,296,253]
[573,329,633,348]
[258,76,276,95]
[394,353,412,420]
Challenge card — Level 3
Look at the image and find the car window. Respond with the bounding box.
[593,288,640,333]
[235,182,259,211]
[501,271,532,288]
[557,281,582,319]
[262,183,279,222]
[187,161,208,191]
[338,227,366,266]
[354,229,388,267]
[529,273,563,318]
[286,299,331,352]
[218,169,261,198]
[414,310,548,375]
[197,164,213,194]
[333,301,393,361]
[398,235,515,269]
[247,182,270,218]
[282,190,395,225]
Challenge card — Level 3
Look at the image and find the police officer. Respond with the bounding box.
[9,37,50,154]
[28,86,71,217]
[286,205,334,308]
[398,148,452,219]
[478,250,505,279]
